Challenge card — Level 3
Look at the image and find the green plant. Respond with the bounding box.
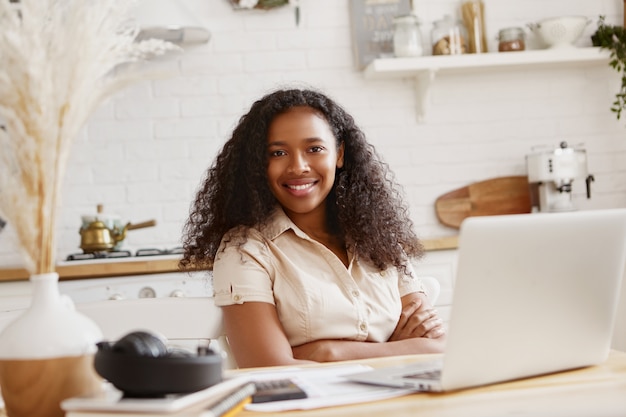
[591,16,626,120]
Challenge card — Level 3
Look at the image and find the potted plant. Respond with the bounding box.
[0,1,178,416]
[591,16,626,121]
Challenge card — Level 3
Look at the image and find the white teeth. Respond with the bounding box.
[287,183,313,191]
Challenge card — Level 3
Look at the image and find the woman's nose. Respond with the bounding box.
[288,153,309,174]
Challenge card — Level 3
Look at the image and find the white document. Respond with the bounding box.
[240,364,416,412]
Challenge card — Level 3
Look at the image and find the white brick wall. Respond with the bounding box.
[1,0,625,266]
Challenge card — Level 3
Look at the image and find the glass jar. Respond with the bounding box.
[460,0,488,53]
[393,14,423,57]
[497,27,526,52]
[431,15,468,55]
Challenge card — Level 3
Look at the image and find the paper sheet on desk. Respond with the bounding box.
[242,364,416,412]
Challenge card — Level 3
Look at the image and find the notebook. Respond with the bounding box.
[348,209,626,392]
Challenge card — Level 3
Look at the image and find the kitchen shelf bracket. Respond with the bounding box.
[415,69,437,122]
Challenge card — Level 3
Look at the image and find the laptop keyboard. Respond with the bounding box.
[403,369,442,380]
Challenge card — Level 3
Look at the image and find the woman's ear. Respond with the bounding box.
[336,142,345,169]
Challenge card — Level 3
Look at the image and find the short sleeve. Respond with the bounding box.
[397,261,426,297]
[212,230,276,307]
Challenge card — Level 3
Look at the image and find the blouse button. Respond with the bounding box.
[233,294,242,302]
[359,322,368,332]
[352,290,360,297]
[380,271,386,277]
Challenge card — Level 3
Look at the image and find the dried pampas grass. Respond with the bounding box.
[0,0,179,274]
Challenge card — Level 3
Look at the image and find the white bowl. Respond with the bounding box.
[527,16,590,49]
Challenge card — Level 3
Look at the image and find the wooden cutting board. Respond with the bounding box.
[435,176,532,229]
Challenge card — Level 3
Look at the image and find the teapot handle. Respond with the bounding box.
[126,219,157,231]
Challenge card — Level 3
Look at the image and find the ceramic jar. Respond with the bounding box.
[0,273,103,417]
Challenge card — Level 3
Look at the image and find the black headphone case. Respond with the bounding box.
[94,341,223,398]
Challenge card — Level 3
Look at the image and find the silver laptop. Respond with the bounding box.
[348,209,626,392]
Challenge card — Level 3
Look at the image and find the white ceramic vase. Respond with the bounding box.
[0,272,104,417]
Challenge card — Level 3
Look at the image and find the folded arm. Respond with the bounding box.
[222,291,445,368]
[292,291,446,362]
[389,291,445,341]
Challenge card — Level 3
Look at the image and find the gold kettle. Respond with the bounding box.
[79,219,156,253]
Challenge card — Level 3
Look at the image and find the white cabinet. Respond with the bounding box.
[363,47,610,121]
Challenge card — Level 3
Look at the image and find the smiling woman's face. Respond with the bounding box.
[266,106,344,220]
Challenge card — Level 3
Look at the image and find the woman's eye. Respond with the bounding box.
[309,146,324,153]
[270,150,286,157]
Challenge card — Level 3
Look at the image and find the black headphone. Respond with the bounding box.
[108,330,208,358]
[94,330,223,398]
[110,331,170,357]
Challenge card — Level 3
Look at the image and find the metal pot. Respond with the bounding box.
[79,219,156,253]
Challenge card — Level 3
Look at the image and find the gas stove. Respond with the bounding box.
[65,247,184,261]
[0,248,211,313]
[58,247,211,303]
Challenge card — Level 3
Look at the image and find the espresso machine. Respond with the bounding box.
[526,142,594,212]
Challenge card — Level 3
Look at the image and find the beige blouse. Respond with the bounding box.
[212,208,425,347]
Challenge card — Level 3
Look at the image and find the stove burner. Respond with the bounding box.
[135,247,184,257]
[66,250,132,261]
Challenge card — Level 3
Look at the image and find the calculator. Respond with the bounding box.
[251,378,308,403]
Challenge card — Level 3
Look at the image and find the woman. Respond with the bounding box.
[180,88,445,367]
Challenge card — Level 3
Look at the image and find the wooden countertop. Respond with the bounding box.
[0,236,458,282]
[0,257,182,282]
[422,235,458,251]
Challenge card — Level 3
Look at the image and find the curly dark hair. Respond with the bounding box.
[179,87,423,272]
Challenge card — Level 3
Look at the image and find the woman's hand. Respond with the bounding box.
[389,292,445,341]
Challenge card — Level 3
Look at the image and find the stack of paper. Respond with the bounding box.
[240,364,416,412]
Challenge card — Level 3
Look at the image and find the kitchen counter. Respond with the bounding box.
[0,256,182,282]
[0,236,458,282]
[421,235,458,251]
